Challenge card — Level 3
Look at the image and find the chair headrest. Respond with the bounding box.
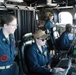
[23,33,32,38]
[25,40,35,45]
[23,33,33,42]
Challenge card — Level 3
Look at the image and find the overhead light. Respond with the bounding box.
[7,0,23,3]
[0,0,7,9]
[0,0,4,2]
[47,0,57,6]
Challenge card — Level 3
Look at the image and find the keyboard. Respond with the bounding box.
[54,58,72,75]
[57,58,70,69]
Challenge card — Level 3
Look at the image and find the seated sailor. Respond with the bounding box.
[27,29,64,74]
[59,24,75,55]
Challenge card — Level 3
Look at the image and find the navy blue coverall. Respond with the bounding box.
[60,31,74,55]
[0,29,17,75]
[44,19,53,31]
[27,43,52,74]
[44,19,54,50]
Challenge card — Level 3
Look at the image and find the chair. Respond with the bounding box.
[19,33,50,75]
[18,33,36,75]
[52,27,66,58]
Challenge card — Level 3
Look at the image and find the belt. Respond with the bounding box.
[0,64,12,69]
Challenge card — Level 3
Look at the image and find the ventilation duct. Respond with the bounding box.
[37,0,57,7]
[7,0,23,2]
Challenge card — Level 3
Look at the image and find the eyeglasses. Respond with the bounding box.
[37,38,47,41]
[8,24,18,27]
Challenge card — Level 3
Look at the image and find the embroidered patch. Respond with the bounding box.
[0,55,8,62]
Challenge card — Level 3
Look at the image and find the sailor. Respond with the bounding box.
[0,14,17,75]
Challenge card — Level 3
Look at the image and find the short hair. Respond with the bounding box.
[1,14,16,26]
[66,24,72,32]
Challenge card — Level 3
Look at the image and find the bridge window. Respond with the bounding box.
[59,12,73,24]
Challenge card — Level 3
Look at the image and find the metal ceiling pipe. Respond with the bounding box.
[7,0,23,2]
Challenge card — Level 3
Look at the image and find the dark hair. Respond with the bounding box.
[1,14,16,26]
[66,24,72,33]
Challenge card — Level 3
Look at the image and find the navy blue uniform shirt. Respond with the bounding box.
[60,31,72,50]
[44,19,53,30]
[0,29,15,66]
[44,19,54,38]
[27,43,52,73]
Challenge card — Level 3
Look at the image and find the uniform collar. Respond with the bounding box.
[0,29,14,44]
[37,43,43,53]
[35,43,46,54]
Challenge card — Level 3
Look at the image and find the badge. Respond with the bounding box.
[0,55,8,62]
